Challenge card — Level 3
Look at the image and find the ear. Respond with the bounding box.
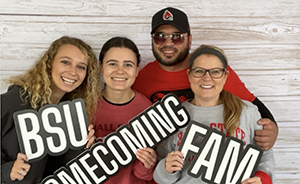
[188,34,192,50]
[99,62,104,74]
[135,65,140,77]
[187,69,192,83]
[224,69,229,81]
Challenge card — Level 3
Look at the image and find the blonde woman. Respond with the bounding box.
[1,36,102,183]
[154,45,274,184]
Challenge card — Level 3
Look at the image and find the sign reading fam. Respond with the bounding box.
[178,122,263,184]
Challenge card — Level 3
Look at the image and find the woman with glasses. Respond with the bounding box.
[153,45,274,184]
[94,37,156,184]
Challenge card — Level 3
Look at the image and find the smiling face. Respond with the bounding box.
[152,24,191,68]
[188,54,228,106]
[101,47,139,93]
[51,44,88,98]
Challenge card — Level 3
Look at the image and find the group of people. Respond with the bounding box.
[1,7,277,184]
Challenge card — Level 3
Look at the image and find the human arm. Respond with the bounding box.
[1,85,31,182]
[225,66,278,150]
[248,103,275,183]
[241,176,262,184]
[136,147,157,169]
[132,148,157,181]
[85,124,96,149]
[253,98,278,151]
[164,150,184,173]
[153,135,182,184]
[9,153,31,181]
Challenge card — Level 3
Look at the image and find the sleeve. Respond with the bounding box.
[252,97,276,123]
[1,87,19,183]
[43,149,84,178]
[1,160,14,183]
[256,148,275,184]
[153,158,181,184]
[248,104,275,184]
[1,113,15,183]
[255,170,273,184]
[132,159,155,181]
[224,65,256,102]
[153,135,180,184]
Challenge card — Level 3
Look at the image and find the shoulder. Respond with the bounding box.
[1,85,31,134]
[1,85,31,111]
[140,60,158,70]
[1,85,25,104]
[241,99,261,119]
[1,85,21,96]
[138,60,158,75]
[241,100,258,110]
[134,91,152,106]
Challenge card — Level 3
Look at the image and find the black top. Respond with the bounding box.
[1,85,82,184]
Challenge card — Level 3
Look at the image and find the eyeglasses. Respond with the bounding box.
[151,32,187,45]
[190,67,226,79]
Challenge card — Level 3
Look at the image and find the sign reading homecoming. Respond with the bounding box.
[40,94,190,184]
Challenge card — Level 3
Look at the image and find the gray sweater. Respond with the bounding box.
[154,100,274,184]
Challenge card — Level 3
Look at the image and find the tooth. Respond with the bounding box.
[201,85,213,88]
[62,77,75,83]
[113,78,126,81]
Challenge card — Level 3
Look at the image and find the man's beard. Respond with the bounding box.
[152,42,189,67]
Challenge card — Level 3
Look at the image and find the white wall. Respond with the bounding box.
[1,0,300,183]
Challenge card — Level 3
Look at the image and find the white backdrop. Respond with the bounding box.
[1,0,300,183]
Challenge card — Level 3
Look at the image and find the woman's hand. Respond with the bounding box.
[165,150,184,173]
[136,148,157,169]
[241,176,262,184]
[10,153,31,181]
[85,124,96,149]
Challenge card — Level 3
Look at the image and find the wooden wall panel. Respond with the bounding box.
[1,0,299,183]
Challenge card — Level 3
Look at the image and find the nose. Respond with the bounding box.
[69,65,77,75]
[164,35,174,45]
[202,71,212,80]
[116,65,124,73]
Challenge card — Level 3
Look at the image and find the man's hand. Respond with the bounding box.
[255,118,278,150]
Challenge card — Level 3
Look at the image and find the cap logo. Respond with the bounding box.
[163,10,173,21]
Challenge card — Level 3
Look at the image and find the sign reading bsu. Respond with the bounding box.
[13,98,89,163]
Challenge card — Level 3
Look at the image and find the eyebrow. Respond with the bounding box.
[124,60,135,65]
[60,56,87,66]
[106,59,118,63]
[156,31,182,34]
[106,59,136,65]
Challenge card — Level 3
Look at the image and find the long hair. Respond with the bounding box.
[8,36,102,123]
[219,90,245,136]
[189,44,245,136]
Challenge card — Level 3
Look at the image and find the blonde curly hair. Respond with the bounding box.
[8,36,102,123]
